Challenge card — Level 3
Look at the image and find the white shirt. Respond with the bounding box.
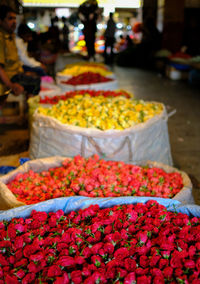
[16,37,41,68]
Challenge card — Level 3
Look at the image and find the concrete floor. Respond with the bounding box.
[0,54,200,203]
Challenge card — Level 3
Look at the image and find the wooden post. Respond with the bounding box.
[162,0,185,52]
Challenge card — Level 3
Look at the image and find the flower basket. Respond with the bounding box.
[57,72,118,91]
[0,197,199,283]
[29,101,172,165]
[0,156,193,210]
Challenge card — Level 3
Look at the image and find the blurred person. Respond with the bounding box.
[61,17,70,52]
[78,0,99,61]
[104,12,116,64]
[117,17,161,68]
[0,5,40,105]
[16,23,47,77]
[115,34,126,52]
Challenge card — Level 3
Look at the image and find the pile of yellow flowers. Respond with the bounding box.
[59,62,113,77]
[38,95,163,131]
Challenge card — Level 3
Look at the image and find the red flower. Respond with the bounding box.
[114,247,129,259]
[47,265,63,277]
[5,274,19,284]
[21,273,35,284]
[71,270,82,284]
[56,256,76,268]
[54,272,70,284]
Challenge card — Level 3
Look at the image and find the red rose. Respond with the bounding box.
[15,269,25,279]
[0,255,9,266]
[5,274,19,284]
[174,268,183,277]
[56,256,76,267]
[82,267,91,277]
[163,267,173,279]
[149,255,161,267]
[170,254,182,268]
[158,258,169,269]
[91,255,102,267]
[104,225,113,234]
[124,258,137,271]
[0,267,3,278]
[14,258,28,268]
[137,231,148,243]
[54,272,70,284]
[47,265,62,277]
[184,259,196,269]
[21,273,36,284]
[90,243,103,254]
[114,247,129,259]
[116,267,127,278]
[153,276,165,284]
[71,270,82,284]
[135,268,149,276]
[106,267,116,279]
[29,253,44,263]
[28,262,42,274]
[136,275,151,284]
[104,243,115,255]
[124,272,136,284]
[139,255,149,268]
[74,256,85,265]
[151,268,163,277]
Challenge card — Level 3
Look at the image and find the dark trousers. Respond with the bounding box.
[104,37,115,63]
[84,33,96,59]
[11,73,41,95]
[23,65,47,77]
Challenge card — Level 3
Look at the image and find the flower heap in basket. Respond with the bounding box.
[7,155,184,205]
[61,72,113,86]
[39,89,131,104]
[58,62,113,77]
[38,90,163,131]
[0,201,199,283]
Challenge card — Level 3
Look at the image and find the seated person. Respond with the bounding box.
[16,23,47,77]
[0,5,40,105]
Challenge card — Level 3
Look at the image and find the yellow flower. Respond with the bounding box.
[38,94,163,131]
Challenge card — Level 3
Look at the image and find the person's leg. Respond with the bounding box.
[23,65,47,77]
[11,73,41,96]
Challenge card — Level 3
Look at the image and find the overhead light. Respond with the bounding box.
[78,24,84,30]
[116,23,123,29]
[97,23,103,30]
[27,22,35,29]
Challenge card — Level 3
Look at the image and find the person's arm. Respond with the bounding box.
[16,37,41,68]
[0,65,24,96]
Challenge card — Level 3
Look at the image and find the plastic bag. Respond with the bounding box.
[29,105,172,165]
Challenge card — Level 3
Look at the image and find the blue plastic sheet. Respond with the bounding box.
[0,196,199,221]
[19,158,30,165]
[0,166,16,175]
[0,196,180,221]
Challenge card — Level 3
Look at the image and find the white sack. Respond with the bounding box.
[57,79,119,92]
[0,156,193,210]
[29,105,172,165]
[39,82,62,99]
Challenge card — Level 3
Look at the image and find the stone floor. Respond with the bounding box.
[0,53,200,204]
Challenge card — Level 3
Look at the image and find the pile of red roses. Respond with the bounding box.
[0,201,199,283]
[7,155,184,205]
[39,90,131,105]
[61,72,113,85]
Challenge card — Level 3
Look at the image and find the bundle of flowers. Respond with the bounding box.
[39,89,131,104]
[0,200,199,283]
[6,155,184,205]
[58,62,112,77]
[38,95,163,130]
[61,72,113,86]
